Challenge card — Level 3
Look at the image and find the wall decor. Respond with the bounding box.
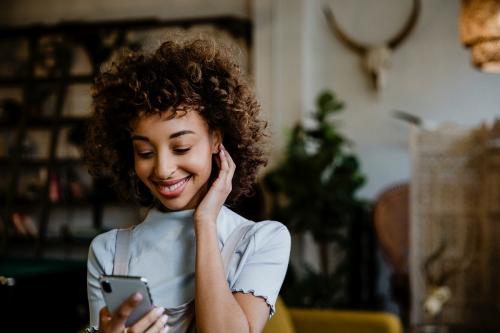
[323,0,420,91]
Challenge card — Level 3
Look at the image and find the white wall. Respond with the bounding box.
[4,1,500,275]
[253,0,308,168]
[298,0,500,198]
[252,0,500,300]
[3,0,500,198]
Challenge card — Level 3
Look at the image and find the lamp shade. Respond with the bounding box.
[460,0,500,73]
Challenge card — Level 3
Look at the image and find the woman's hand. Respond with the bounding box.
[98,292,168,333]
[194,143,236,226]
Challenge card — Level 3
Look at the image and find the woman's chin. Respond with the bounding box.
[157,198,192,211]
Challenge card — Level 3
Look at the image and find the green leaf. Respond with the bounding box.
[263,89,367,307]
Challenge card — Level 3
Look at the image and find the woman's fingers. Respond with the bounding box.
[99,307,112,329]
[143,312,169,333]
[214,152,221,169]
[98,295,167,333]
[100,307,111,318]
[106,292,143,331]
[220,144,235,188]
[212,146,227,186]
[221,145,236,174]
[216,146,231,194]
[219,145,230,173]
[223,145,236,178]
[128,307,166,333]
[195,143,237,222]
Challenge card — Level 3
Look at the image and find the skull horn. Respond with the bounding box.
[387,0,421,50]
[323,0,421,52]
[322,5,367,55]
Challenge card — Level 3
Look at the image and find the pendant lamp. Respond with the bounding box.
[460,0,500,73]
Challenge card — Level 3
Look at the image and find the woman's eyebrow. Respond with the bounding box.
[169,130,195,139]
[131,130,195,141]
[131,135,149,141]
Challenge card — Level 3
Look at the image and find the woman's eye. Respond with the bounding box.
[136,151,154,159]
[174,148,191,154]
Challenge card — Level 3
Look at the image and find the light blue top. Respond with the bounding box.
[87,205,291,328]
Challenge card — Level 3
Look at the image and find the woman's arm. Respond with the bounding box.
[193,144,269,333]
[194,221,269,333]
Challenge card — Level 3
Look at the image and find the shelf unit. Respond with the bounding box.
[0,16,252,258]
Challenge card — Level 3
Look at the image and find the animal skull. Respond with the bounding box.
[324,0,420,92]
[364,46,392,90]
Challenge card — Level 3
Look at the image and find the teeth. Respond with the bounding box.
[158,177,189,193]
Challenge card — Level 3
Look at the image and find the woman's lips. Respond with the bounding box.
[154,176,191,199]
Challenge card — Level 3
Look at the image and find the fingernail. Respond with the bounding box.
[155,307,165,315]
[133,292,143,301]
[160,314,168,324]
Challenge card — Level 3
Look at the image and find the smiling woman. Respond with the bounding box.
[131,110,221,211]
[85,38,268,210]
[83,37,291,333]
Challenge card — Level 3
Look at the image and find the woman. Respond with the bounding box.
[84,38,291,333]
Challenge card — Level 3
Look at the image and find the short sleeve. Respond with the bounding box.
[87,230,116,327]
[229,221,291,318]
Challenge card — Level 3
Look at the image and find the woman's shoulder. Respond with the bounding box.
[88,228,119,258]
[87,229,120,275]
[221,206,291,248]
[248,219,291,255]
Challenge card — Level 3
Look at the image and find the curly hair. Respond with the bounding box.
[84,38,269,208]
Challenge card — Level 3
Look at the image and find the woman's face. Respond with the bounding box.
[131,109,221,211]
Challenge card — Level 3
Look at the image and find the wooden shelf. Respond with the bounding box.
[0,16,251,43]
[0,116,88,129]
[0,15,252,258]
[0,74,93,86]
[0,195,128,212]
[0,157,82,167]
[1,198,88,211]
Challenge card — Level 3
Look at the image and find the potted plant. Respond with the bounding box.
[264,90,367,308]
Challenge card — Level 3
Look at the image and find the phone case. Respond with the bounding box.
[99,275,154,327]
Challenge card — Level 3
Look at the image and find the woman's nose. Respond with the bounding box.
[154,152,176,179]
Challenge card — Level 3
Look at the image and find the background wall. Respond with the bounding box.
[3,0,500,299]
[258,0,500,199]
[0,0,249,23]
[3,0,497,199]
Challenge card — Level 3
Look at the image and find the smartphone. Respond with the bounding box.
[99,275,154,327]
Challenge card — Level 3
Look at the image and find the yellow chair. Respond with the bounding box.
[78,298,402,333]
[263,298,403,333]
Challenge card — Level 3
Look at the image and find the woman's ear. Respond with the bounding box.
[212,129,223,154]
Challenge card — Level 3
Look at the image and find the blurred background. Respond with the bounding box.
[1,0,500,332]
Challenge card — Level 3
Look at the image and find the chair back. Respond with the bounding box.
[373,183,409,274]
[262,297,296,333]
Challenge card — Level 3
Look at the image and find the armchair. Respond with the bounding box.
[263,297,403,333]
